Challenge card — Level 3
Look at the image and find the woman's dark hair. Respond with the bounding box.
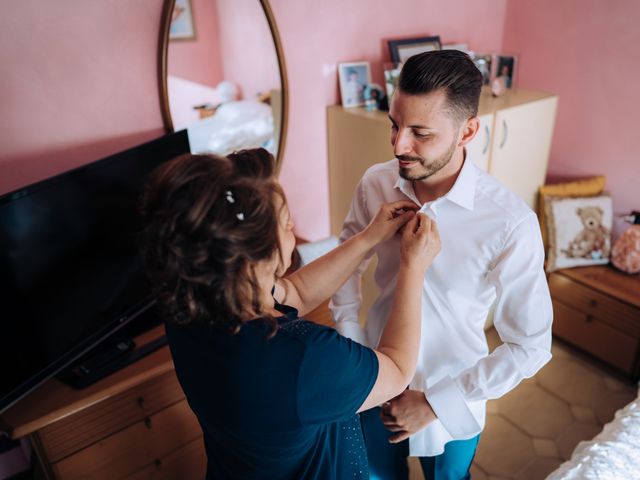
[398,50,483,123]
[139,148,284,335]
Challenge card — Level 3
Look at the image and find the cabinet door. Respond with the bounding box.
[489,97,558,209]
[465,113,493,172]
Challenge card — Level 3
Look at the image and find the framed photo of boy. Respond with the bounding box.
[338,62,372,108]
[170,0,196,40]
[388,36,441,64]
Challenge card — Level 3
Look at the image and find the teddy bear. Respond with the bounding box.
[562,206,610,259]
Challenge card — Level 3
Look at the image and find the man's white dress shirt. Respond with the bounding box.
[330,157,553,457]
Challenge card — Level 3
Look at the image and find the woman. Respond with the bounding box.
[140,148,440,479]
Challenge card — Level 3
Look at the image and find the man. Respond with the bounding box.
[330,50,553,479]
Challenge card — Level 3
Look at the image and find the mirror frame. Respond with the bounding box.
[158,0,289,173]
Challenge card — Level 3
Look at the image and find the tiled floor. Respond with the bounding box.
[408,328,638,480]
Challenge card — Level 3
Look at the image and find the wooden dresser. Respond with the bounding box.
[0,302,333,479]
[549,266,640,379]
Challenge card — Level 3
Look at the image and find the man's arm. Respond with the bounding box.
[384,214,553,441]
[329,179,373,345]
[426,213,553,438]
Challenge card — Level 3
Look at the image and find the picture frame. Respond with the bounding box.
[492,54,518,89]
[338,62,372,108]
[469,52,493,85]
[388,36,441,64]
[383,62,402,100]
[170,0,196,41]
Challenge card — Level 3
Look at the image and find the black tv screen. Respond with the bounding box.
[0,130,190,413]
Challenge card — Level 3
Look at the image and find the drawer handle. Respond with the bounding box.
[137,397,145,409]
[586,315,595,323]
[144,417,153,429]
[154,459,162,469]
[589,299,598,308]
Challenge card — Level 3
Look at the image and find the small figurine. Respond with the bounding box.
[611,211,640,274]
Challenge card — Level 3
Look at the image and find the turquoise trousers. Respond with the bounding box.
[360,407,480,480]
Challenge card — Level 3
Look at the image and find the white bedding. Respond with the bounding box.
[547,390,640,479]
[187,100,275,156]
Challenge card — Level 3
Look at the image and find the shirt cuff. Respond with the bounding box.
[335,321,367,346]
[425,376,481,439]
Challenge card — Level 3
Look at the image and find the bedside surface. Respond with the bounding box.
[556,265,640,309]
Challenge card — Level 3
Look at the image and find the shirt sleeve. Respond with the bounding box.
[329,178,372,346]
[425,213,553,439]
[297,324,379,425]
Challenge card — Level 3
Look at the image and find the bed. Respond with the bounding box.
[547,388,640,479]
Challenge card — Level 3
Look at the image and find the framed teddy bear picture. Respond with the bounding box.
[545,195,613,271]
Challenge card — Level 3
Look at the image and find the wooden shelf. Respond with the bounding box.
[1,325,173,439]
[1,301,333,440]
[555,265,640,310]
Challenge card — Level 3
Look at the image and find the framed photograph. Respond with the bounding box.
[170,0,196,40]
[383,62,401,100]
[492,54,518,89]
[470,52,492,85]
[388,36,441,64]
[338,62,371,108]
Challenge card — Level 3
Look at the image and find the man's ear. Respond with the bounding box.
[458,117,480,147]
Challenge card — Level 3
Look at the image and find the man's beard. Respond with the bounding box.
[398,137,457,181]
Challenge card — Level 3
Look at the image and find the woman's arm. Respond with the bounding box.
[274,200,416,316]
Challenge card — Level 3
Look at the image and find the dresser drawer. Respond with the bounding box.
[549,274,640,337]
[51,399,200,479]
[38,370,186,463]
[552,299,639,374]
[124,436,206,480]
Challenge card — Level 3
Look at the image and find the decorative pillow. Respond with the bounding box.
[611,225,640,274]
[537,176,606,251]
[545,195,613,272]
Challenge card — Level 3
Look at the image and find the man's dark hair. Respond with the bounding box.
[398,50,483,123]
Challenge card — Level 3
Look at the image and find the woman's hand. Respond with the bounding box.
[400,212,441,271]
[362,201,418,247]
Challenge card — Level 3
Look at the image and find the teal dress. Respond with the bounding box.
[166,302,379,479]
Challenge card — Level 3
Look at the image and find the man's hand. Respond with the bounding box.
[381,389,437,443]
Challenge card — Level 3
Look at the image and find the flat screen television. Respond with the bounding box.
[0,130,190,414]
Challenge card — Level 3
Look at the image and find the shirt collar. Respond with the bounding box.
[393,153,478,211]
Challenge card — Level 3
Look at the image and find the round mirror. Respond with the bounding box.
[158,0,288,172]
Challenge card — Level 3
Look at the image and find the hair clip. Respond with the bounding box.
[225,190,235,204]
[236,213,245,221]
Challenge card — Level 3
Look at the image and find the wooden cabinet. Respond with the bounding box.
[327,87,558,217]
[327,87,558,323]
[465,112,493,173]
[0,302,333,479]
[489,95,557,208]
[549,266,640,379]
[0,327,207,480]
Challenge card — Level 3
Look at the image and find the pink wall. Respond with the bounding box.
[4,1,635,241]
[215,0,280,101]
[270,0,508,240]
[0,0,165,196]
[168,0,224,86]
[503,0,640,237]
